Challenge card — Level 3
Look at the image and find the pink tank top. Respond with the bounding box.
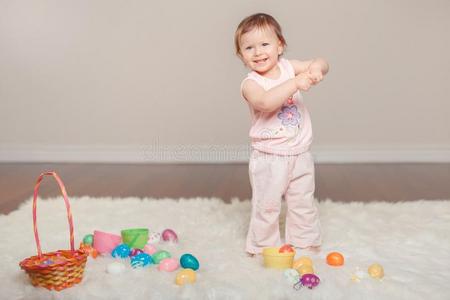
[241,58,313,155]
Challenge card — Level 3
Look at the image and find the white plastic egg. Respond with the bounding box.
[106,262,126,274]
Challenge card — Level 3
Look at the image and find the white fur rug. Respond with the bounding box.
[1,197,450,300]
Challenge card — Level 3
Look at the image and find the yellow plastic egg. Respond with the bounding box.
[368,263,384,279]
[175,269,197,286]
[293,256,313,270]
[297,264,314,275]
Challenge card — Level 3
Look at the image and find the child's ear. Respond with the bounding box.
[237,52,246,66]
[277,42,284,56]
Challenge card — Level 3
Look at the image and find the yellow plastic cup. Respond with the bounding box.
[262,247,295,269]
[121,228,149,249]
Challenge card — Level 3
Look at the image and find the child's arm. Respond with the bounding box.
[242,74,311,113]
[290,58,329,84]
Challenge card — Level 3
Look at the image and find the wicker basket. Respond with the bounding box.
[19,171,88,291]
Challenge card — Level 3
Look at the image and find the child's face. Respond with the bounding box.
[239,26,283,75]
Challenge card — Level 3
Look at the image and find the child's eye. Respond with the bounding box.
[245,46,252,50]
[262,43,269,46]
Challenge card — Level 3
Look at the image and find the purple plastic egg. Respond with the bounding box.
[161,229,178,243]
[300,274,320,289]
[130,248,144,257]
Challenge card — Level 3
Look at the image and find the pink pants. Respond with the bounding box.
[246,150,321,254]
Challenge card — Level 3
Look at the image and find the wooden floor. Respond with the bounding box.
[1,163,449,214]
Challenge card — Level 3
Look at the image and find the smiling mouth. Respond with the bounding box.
[254,58,268,64]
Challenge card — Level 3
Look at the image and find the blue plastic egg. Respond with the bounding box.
[131,253,153,268]
[112,244,131,258]
[180,253,199,271]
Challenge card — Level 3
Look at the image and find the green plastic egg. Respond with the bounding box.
[83,234,94,246]
[152,250,171,264]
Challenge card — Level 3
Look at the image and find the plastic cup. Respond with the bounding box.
[121,228,149,249]
[262,247,295,269]
[93,230,122,254]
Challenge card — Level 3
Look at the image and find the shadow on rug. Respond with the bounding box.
[1,197,449,300]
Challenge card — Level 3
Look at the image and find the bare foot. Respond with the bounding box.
[307,246,321,252]
[297,246,321,255]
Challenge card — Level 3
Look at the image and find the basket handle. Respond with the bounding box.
[33,171,75,257]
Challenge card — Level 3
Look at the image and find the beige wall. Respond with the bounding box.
[1,0,449,162]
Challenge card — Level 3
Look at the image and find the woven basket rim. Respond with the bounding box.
[20,249,87,272]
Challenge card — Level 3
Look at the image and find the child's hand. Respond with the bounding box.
[295,73,312,91]
[308,67,324,85]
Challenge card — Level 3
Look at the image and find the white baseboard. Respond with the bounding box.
[312,146,450,163]
[0,144,449,163]
[0,144,250,163]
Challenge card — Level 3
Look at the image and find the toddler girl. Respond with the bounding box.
[235,13,329,255]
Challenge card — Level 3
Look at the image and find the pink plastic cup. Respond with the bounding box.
[93,230,122,254]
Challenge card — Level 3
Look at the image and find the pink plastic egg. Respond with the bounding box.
[148,232,161,244]
[161,229,178,243]
[158,258,179,272]
[143,244,157,255]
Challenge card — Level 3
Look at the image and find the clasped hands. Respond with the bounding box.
[295,68,324,91]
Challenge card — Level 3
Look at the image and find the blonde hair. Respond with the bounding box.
[234,13,287,56]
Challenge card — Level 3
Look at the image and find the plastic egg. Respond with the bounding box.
[53,256,66,264]
[106,262,126,274]
[158,258,179,272]
[143,244,157,255]
[175,269,196,286]
[152,250,171,264]
[148,232,161,244]
[297,264,314,275]
[279,244,295,253]
[130,253,153,268]
[112,244,131,258]
[161,229,178,243]
[41,259,54,266]
[293,256,313,269]
[326,252,344,266]
[368,263,384,279]
[82,234,94,246]
[79,242,98,258]
[351,267,366,282]
[300,273,320,289]
[284,268,300,284]
[180,253,200,271]
[130,248,144,257]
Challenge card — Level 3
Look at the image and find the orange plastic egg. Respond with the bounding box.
[326,252,344,266]
[79,242,98,259]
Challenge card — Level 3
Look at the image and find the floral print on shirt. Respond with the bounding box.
[256,96,302,146]
[277,105,301,127]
